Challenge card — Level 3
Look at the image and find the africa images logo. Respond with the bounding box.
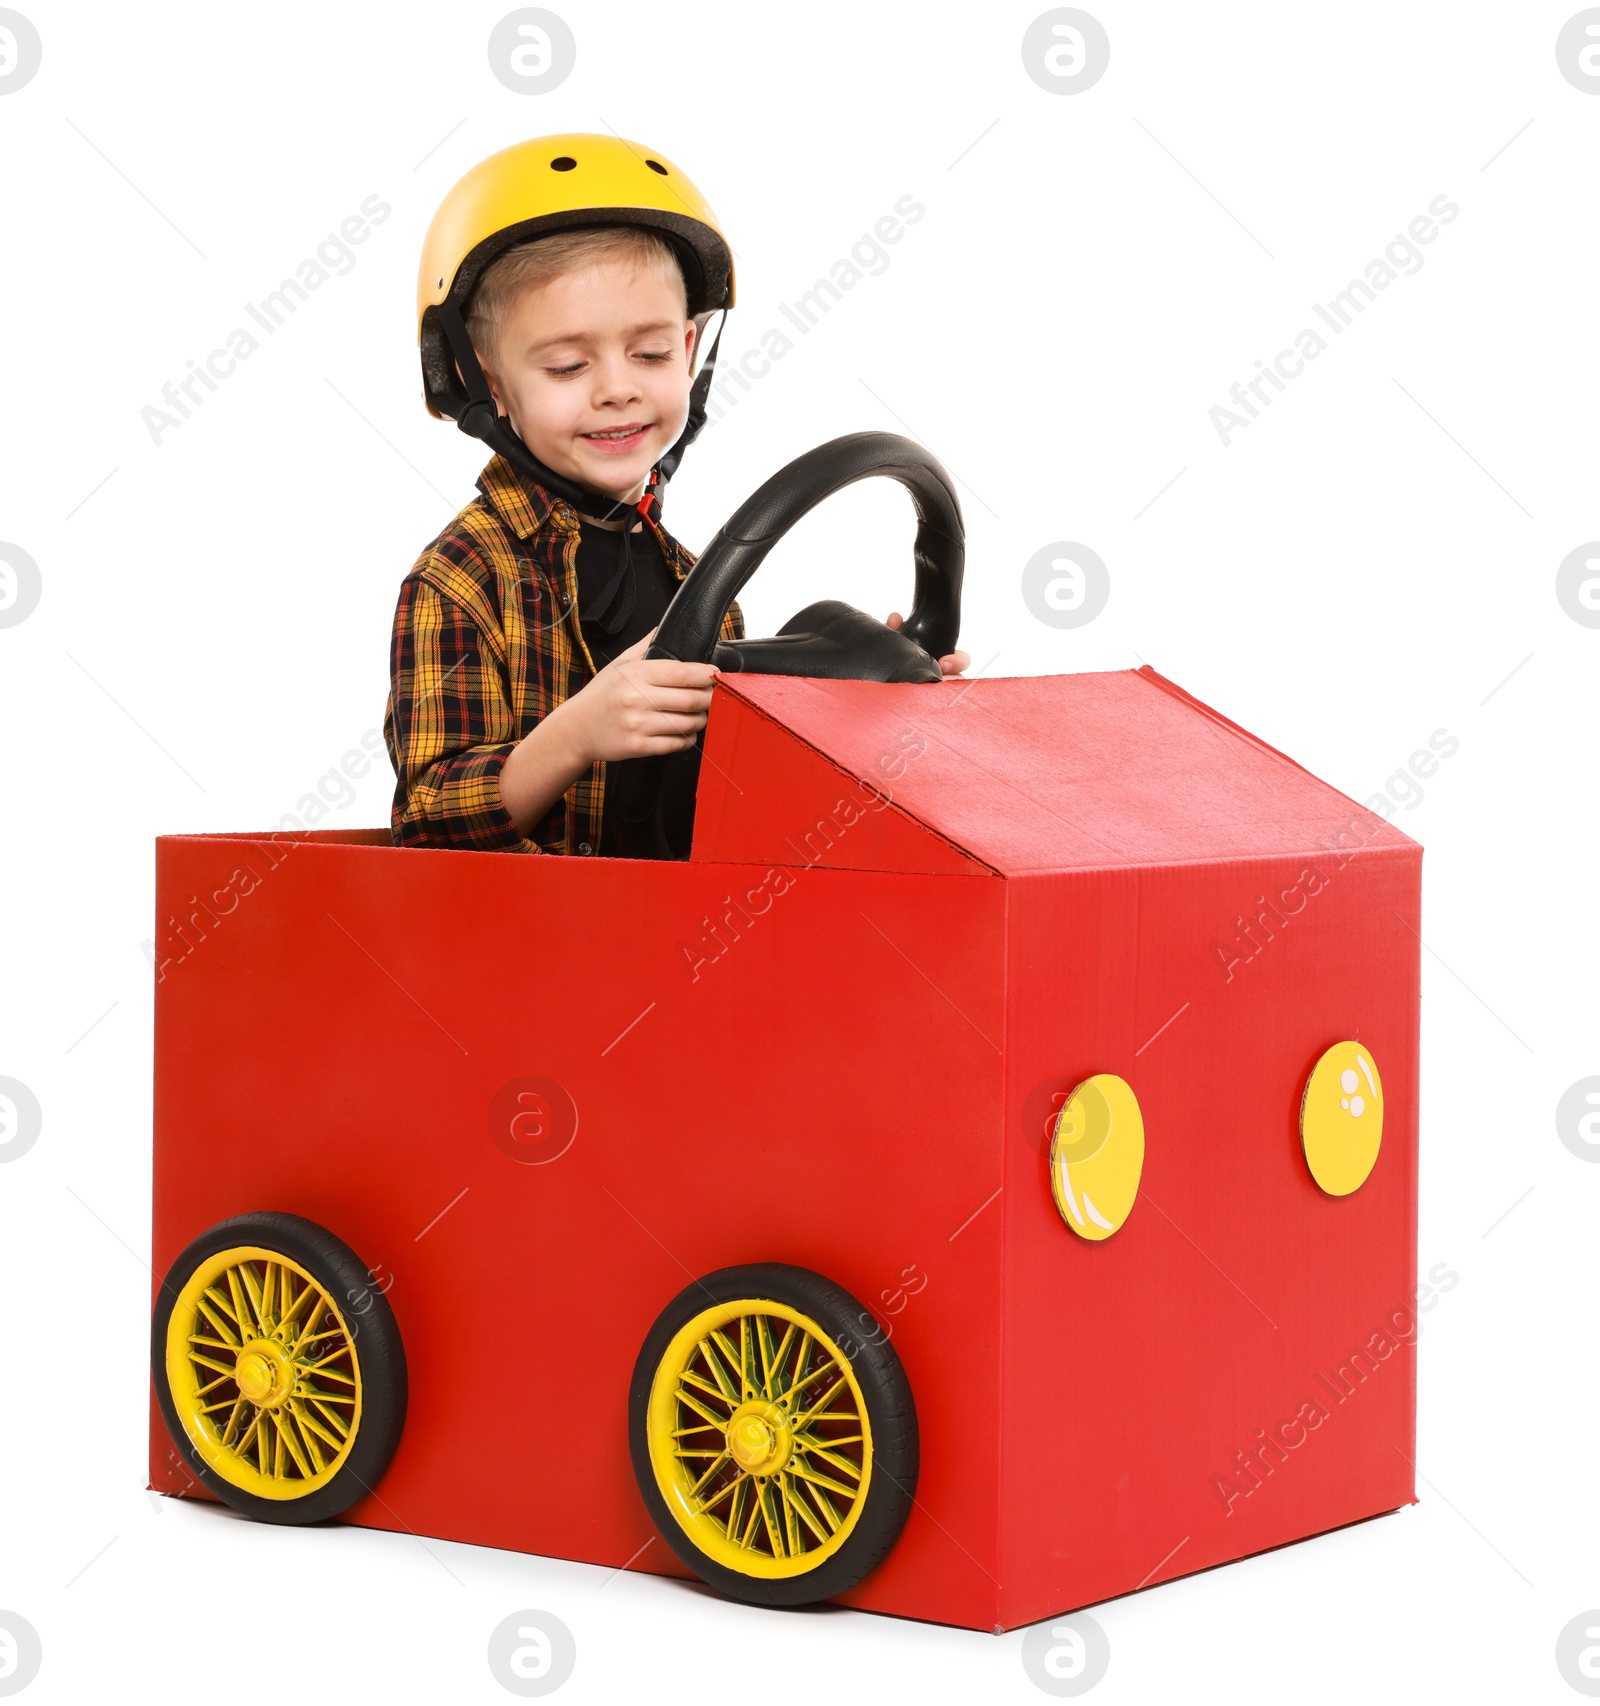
[1208,195,1459,447]
[140,197,392,445]
[1210,1264,1457,1516]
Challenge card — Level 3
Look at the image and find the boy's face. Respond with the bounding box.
[478,255,695,507]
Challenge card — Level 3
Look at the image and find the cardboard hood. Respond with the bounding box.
[691,664,1421,875]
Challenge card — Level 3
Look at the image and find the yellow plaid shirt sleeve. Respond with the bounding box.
[383,455,744,856]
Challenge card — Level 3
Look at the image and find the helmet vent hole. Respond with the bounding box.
[550,156,577,172]
[645,159,668,175]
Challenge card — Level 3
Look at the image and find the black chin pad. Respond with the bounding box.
[711,600,941,684]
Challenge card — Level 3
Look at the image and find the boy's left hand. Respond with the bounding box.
[886,611,970,678]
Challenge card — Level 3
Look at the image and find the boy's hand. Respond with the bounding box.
[549,630,719,763]
[886,611,970,678]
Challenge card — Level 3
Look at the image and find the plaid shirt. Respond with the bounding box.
[383,454,744,855]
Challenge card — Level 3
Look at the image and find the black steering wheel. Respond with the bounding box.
[606,431,964,860]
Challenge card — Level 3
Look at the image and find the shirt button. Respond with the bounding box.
[577,841,592,855]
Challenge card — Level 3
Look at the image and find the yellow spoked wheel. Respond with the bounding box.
[653,1300,870,1573]
[167,1247,360,1497]
[630,1265,918,1607]
[153,1212,407,1525]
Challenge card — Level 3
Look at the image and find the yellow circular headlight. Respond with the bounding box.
[1049,1074,1145,1240]
[1300,1041,1384,1195]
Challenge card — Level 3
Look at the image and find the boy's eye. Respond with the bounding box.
[545,362,585,378]
[637,350,673,363]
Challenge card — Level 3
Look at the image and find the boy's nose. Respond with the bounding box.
[590,354,643,404]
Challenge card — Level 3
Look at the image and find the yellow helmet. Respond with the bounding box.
[417,133,735,433]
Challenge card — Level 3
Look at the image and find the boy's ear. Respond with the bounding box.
[687,311,710,377]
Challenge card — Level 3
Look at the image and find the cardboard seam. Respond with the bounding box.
[1133,668,1422,853]
[1134,665,1322,779]
[994,872,1010,1623]
[999,842,1423,880]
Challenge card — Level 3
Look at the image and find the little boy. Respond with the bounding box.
[386,135,966,857]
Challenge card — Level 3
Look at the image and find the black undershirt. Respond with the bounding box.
[573,515,678,671]
[573,515,686,855]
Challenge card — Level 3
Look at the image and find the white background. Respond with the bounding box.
[1,2,1597,1701]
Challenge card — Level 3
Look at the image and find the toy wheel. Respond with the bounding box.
[151,1211,407,1525]
[629,1263,918,1607]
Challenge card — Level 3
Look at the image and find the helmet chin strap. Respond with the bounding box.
[434,299,728,658]
[434,300,726,530]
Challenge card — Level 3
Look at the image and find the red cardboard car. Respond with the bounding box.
[149,436,1421,1631]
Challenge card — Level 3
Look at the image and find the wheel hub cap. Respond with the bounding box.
[234,1338,293,1408]
[726,1401,791,1475]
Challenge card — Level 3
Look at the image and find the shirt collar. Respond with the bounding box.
[475,453,686,576]
[475,453,577,540]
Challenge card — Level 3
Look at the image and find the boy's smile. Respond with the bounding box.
[477,255,695,507]
[577,420,653,455]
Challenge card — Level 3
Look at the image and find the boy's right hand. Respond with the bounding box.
[549,630,721,764]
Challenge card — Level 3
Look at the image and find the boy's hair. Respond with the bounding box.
[466,226,688,367]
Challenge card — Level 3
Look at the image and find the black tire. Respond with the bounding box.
[152,1211,407,1525]
[628,1263,918,1607]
